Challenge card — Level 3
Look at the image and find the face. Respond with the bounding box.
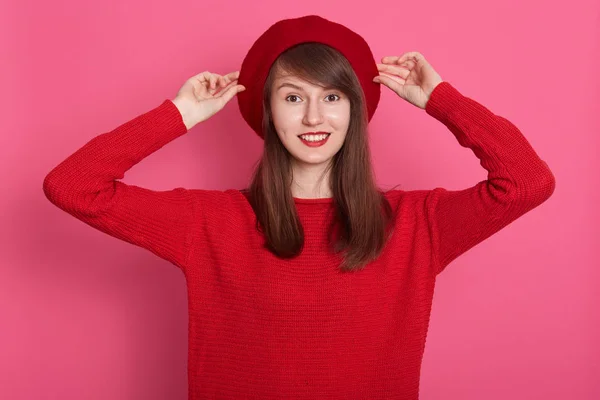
[269,73,351,168]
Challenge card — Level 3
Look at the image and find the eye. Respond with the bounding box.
[286,95,301,103]
[325,94,340,102]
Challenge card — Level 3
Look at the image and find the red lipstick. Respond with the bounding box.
[298,131,331,147]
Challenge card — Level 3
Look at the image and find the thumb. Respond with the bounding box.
[218,84,246,105]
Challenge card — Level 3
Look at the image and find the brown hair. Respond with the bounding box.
[245,42,395,272]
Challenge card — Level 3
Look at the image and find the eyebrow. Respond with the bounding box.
[277,82,302,91]
[276,82,337,91]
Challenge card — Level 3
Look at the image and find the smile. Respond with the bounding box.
[299,133,330,147]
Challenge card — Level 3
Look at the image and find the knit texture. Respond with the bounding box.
[43,81,555,399]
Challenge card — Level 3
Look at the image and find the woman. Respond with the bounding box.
[43,14,555,400]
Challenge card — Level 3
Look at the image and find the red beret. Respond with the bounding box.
[237,15,381,139]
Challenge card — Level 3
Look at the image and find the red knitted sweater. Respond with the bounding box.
[43,81,555,399]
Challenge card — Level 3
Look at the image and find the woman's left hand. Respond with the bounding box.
[374,51,444,110]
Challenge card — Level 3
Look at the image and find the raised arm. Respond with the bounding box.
[43,100,196,269]
[375,52,555,275]
[423,82,556,275]
[43,71,245,271]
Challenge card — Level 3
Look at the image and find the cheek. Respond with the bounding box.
[326,106,351,129]
[270,104,301,132]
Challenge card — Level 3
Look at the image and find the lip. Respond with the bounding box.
[299,132,330,148]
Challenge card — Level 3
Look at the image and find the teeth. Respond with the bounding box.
[300,133,329,141]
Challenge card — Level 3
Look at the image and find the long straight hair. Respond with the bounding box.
[245,42,395,272]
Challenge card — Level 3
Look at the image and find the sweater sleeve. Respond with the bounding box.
[43,99,196,271]
[423,82,556,275]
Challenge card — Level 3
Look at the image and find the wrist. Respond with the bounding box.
[171,97,197,130]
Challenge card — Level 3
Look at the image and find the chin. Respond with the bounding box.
[284,138,343,166]
[294,153,336,166]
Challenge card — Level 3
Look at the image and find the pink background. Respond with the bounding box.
[1,0,598,399]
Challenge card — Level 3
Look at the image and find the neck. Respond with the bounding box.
[290,160,333,199]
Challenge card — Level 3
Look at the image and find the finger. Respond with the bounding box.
[214,78,237,95]
[224,71,240,81]
[392,55,416,68]
[397,52,426,68]
[193,71,211,83]
[397,51,423,62]
[211,74,229,89]
[377,63,410,79]
[397,59,416,71]
[218,83,246,105]
[209,74,217,91]
[379,71,406,85]
[381,56,400,64]
[195,78,209,98]
[373,74,404,97]
[382,52,423,66]
[378,62,410,71]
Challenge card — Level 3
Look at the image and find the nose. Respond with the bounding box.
[302,99,325,126]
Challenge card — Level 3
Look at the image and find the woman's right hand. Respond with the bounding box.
[171,71,245,130]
